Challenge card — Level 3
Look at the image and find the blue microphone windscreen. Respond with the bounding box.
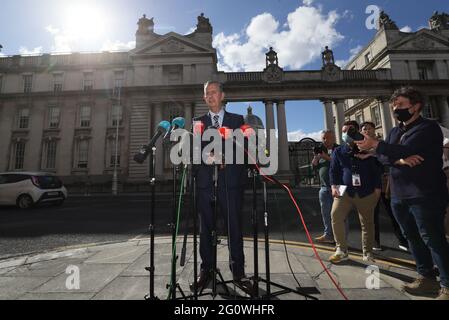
[158,121,171,132]
[172,117,186,129]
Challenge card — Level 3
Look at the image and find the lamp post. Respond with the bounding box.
[112,86,121,196]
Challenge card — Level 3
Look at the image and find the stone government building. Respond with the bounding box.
[0,12,449,190]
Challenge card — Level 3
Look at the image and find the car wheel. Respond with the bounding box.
[17,194,34,209]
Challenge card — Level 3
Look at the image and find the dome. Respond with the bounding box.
[244,106,264,130]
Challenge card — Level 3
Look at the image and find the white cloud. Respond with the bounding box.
[19,46,43,55]
[288,129,323,142]
[335,44,363,68]
[303,0,314,6]
[213,5,344,72]
[101,40,136,52]
[45,25,73,53]
[184,26,197,35]
[400,26,412,33]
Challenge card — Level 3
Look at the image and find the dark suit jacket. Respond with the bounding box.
[193,111,246,189]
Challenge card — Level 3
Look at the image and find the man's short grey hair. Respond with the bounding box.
[204,81,224,94]
[321,129,334,136]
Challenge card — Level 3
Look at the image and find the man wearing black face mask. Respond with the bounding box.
[356,87,449,300]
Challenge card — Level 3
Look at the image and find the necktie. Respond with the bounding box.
[213,114,220,128]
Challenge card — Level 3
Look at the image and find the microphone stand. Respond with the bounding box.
[144,147,159,300]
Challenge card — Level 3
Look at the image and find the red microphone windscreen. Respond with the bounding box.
[219,127,232,140]
[193,121,205,135]
[240,124,256,138]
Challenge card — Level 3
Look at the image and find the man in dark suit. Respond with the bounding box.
[190,81,251,293]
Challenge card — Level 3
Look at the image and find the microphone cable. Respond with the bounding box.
[244,149,349,301]
[272,190,308,300]
[167,164,188,300]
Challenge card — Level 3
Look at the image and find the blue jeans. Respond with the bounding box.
[391,196,449,288]
[319,187,334,238]
[319,187,349,239]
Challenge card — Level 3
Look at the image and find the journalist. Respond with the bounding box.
[329,120,382,264]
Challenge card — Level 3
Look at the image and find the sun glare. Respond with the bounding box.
[64,4,108,40]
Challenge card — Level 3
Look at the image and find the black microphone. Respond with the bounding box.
[133,121,171,164]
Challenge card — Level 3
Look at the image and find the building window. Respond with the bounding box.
[108,138,121,167]
[111,105,123,127]
[168,106,184,122]
[18,108,30,129]
[13,141,26,170]
[164,65,183,85]
[23,75,33,93]
[80,105,91,127]
[113,71,124,97]
[422,98,439,120]
[53,73,63,92]
[364,52,372,65]
[48,107,60,128]
[371,105,381,127]
[417,61,435,80]
[77,140,89,169]
[43,140,57,169]
[83,72,94,91]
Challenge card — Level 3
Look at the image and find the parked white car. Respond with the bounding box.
[0,172,68,209]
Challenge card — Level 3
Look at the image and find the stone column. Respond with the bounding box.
[408,60,419,80]
[276,101,290,172]
[378,98,394,140]
[184,102,193,131]
[438,96,449,128]
[153,102,164,177]
[321,100,335,132]
[265,100,275,152]
[332,100,345,145]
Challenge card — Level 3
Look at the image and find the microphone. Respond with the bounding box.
[164,117,186,140]
[134,121,171,164]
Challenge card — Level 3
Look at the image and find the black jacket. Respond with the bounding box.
[376,117,448,200]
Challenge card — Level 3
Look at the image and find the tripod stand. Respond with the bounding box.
[144,147,159,300]
[249,169,319,300]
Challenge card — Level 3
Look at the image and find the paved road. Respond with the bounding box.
[0,188,412,263]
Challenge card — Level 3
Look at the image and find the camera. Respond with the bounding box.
[346,127,364,141]
[344,126,365,155]
[313,143,327,155]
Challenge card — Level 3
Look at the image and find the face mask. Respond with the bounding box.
[394,107,414,122]
[342,133,353,144]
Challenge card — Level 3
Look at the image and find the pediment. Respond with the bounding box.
[390,30,449,50]
[131,33,213,56]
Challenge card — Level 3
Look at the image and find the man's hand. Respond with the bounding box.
[355,133,379,151]
[331,185,340,198]
[394,155,424,168]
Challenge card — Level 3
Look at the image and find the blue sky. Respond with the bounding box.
[1,0,448,141]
